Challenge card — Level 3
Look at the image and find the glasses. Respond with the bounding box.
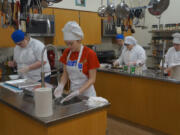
[124,43,130,46]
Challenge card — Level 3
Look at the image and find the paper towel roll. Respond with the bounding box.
[34,87,53,117]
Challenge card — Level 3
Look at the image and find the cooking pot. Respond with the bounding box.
[148,0,169,16]
[115,2,130,19]
[105,3,115,16]
[98,5,107,17]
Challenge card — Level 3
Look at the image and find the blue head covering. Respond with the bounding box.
[11,30,25,43]
[116,34,124,40]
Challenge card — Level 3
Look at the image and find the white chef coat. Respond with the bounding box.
[163,47,180,80]
[164,47,180,68]
[117,44,146,69]
[14,38,51,81]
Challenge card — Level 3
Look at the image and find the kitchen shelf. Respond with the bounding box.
[149,30,180,33]
[148,29,174,69]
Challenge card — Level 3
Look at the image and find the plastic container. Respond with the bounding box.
[9,75,19,80]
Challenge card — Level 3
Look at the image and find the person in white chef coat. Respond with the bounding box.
[113,36,146,70]
[161,33,180,80]
[54,21,100,103]
[8,30,51,82]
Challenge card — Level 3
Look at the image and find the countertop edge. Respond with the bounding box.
[97,69,180,84]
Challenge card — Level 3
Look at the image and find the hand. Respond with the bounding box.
[54,83,64,98]
[113,60,119,67]
[18,66,30,74]
[60,90,80,104]
[127,62,136,66]
[164,68,172,73]
[8,61,16,67]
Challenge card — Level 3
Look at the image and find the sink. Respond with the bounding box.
[54,94,86,106]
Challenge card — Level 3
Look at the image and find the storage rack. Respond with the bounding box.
[148,30,180,69]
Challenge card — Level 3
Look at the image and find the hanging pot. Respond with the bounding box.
[148,0,169,16]
[105,3,115,16]
[97,5,107,17]
[115,1,130,19]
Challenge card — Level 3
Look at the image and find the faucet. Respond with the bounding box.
[41,44,59,87]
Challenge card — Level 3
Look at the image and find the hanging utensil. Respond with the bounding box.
[97,0,107,17]
[1,0,4,27]
[36,0,42,14]
[148,0,170,16]
[105,3,115,16]
[115,0,130,20]
[1,0,8,28]
[41,0,49,8]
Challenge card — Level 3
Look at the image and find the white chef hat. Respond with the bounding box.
[124,36,137,45]
[62,21,84,41]
[172,33,180,44]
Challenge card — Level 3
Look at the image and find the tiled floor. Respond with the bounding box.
[107,117,168,135]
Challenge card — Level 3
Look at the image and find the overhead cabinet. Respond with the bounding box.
[0,11,15,48]
[53,9,101,46]
[80,11,101,45]
[53,9,79,46]
[0,9,101,47]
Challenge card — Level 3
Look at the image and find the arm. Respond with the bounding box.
[54,64,69,98]
[19,61,47,73]
[79,69,96,94]
[59,64,69,86]
[113,52,124,66]
[136,49,146,66]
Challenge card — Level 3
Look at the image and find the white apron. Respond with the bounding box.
[66,45,96,97]
[170,66,180,81]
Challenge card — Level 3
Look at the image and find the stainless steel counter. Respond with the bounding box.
[98,68,180,84]
[0,86,109,126]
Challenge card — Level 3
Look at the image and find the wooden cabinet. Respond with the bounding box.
[0,9,102,47]
[42,8,53,15]
[0,11,15,48]
[52,9,102,46]
[53,9,79,46]
[80,11,101,45]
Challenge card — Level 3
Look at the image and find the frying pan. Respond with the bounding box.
[148,0,170,16]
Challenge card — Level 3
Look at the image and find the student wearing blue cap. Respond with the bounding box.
[113,34,125,66]
[8,30,51,82]
[114,36,146,70]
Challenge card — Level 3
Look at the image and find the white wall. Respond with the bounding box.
[133,0,180,46]
[51,0,103,12]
